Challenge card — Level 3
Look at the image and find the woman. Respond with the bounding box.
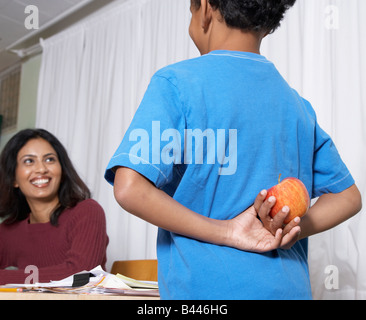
[0,129,108,285]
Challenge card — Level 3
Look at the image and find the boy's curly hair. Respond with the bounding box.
[192,0,296,34]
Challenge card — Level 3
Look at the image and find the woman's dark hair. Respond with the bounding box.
[0,128,91,226]
[192,0,296,34]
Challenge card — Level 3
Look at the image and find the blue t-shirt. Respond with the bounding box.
[105,50,354,300]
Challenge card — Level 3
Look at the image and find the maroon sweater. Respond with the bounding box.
[0,199,108,285]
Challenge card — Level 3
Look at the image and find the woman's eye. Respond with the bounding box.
[23,158,34,165]
[45,157,57,163]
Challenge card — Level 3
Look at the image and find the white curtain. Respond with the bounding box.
[37,0,199,271]
[36,0,365,299]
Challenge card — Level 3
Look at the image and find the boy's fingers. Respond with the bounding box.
[270,228,283,250]
[281,226,301,249]
[271,206,290,229]
[283,216,301,235]
[257,195,276,223]
[253,190,267,212]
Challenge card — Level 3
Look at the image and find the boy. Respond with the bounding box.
[105,0,362,299]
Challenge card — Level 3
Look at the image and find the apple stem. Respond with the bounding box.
[278,174,282,184]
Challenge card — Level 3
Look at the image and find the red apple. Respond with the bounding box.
[265,176,310,224]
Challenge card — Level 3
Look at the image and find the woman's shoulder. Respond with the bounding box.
[0,218,27,229]
[61,199,106,222]
[0,218,27,239]
[74,198,104,210]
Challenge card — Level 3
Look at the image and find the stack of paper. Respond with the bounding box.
[1,266,159,297]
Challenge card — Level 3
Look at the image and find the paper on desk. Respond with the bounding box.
[3,266,130,290]
[2,266,160,296]
[48,266,130,289]
[116,274,158,289]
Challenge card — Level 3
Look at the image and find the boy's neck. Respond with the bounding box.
[201,9,266,55]
[207,22,265,55]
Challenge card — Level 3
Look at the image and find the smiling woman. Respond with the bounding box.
[0,129,108,285]
[0,129,91,225]
[14,138,62,224]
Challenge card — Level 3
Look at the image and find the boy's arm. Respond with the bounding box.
[113,167,300,253]
[299,184,362,240]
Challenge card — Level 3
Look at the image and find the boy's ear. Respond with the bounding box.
[200,0,213,32]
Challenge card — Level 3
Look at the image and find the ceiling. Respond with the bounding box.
[0,0,117,73]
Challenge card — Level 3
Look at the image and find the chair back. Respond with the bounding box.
[110,259,158,282]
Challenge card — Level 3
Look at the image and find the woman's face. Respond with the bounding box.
[14,138,62,205]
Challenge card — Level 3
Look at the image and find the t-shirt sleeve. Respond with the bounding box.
[312,121,355,198]
[105,73,185,189]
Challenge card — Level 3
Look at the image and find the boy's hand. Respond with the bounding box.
[227,190,301,253]
[255,190,301,240]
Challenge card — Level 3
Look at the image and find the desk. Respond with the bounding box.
[0,291,160,300]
